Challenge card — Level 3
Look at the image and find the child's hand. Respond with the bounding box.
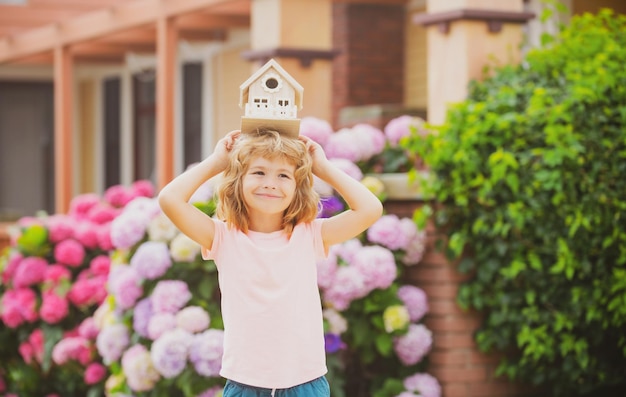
[300,135,330,177]
[212,130,240,170]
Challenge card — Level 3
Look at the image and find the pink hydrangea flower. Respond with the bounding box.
[397,285,429,322]
[105,185,134,208]
[12,256,47,288]
[189,329,224,377]
[40,291,69,324]
[352,245,397,291]
[78,317,100,339]
[68,276,107,307]
[46,215,75,243]
[45,265,71,285]
[54,239,86,267]
[403,372,442,397]
[2,251,22,284]
[316,253,338,290]
[69,193,101,220]
[132,180,155,198]
[394,324,433,366]
[1,288,38,327]
[122,344,161,392]
[367,214,411,251]
[299,116,334,146]
[96,323,130,364]
[323,266,368,310]
[384,115,419,146]
[176,306,210,333]
[90,255,111,276]
[332,238,362,266]
[84,362,107,385]
[96,223,114,251]
[52,336,92,365]
[19,329,44,364]
[352,123,386,157]
[324,128,363,162]
[130,241,172,280]
[87,202,119,224]
[150,280,192,314]
[74,221,100,249]
[151,329,192,378]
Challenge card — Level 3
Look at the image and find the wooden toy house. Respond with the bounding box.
[239,59,304,138]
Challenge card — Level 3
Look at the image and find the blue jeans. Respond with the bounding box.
[223,376,330,397]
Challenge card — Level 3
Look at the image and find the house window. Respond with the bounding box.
[277,98,291,116]
[253,97,270,109]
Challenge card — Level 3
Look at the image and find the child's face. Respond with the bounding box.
[242,155,297,216]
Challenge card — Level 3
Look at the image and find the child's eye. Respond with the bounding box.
[279,173,291,179]
[252,171,265,175]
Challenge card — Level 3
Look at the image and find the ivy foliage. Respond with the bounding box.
[403,8,626,397]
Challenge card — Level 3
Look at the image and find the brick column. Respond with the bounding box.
[332,1,406,127]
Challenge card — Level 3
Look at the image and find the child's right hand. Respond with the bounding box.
[212,130,240,171]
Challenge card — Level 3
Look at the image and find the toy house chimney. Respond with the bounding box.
[239,59,304,138]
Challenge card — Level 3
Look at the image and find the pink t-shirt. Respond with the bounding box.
[202,218,328,389]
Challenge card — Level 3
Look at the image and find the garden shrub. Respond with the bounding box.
[403,8,626,397]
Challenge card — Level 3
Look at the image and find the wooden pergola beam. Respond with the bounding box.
[0,0,228,63]
[155,16,177,189]
[53,45,74,214]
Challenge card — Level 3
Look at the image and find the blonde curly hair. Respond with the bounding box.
[215,129,320,235]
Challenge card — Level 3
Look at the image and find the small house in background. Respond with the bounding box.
[239,59,304,138]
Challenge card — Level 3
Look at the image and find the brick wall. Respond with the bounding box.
[332,2,405,126]
[385,200,534,397]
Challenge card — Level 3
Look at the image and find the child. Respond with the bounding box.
[158,128,383,397]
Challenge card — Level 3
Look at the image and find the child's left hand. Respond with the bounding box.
[300,135,330,176]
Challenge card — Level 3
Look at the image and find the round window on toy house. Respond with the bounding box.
[262,73,282,93]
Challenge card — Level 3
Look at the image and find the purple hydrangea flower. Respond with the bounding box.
[130,241,172,280]
[318,196,344,218]
[147,312,177,340]
[323,266,367,310]
[151,280,192,314]
[96,323,130,364]
[108,266,143,310]
[397,285,429,322]
[176,306,210,333]
[151,328,192,378]
[189,329,224,377]
[110,210,151,250]
[393,324,433,366]
[324,333,345,354]
[133,298,153,338]
[403,372,442,397]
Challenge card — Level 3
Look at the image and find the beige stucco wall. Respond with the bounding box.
[78,79,96,194]
[212,49,250,143]
[405,3,428,110]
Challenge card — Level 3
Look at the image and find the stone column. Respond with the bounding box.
[415,0,533,125]
[243,0,335,122]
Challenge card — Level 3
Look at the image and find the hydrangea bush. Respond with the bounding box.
[1,116,440,397]
[0,181,154,396]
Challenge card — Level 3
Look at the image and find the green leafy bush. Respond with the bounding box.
[403,8,626,397]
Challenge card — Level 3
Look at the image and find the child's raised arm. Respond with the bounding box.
[158,130,239,249]
[301,136,383,249]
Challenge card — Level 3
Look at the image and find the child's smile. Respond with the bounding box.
[243,156,297,218]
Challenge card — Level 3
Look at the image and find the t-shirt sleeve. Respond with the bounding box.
[311,218,328,260]
[201,217,225,261]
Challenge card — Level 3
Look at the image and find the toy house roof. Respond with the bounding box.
[239,59,304,110]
